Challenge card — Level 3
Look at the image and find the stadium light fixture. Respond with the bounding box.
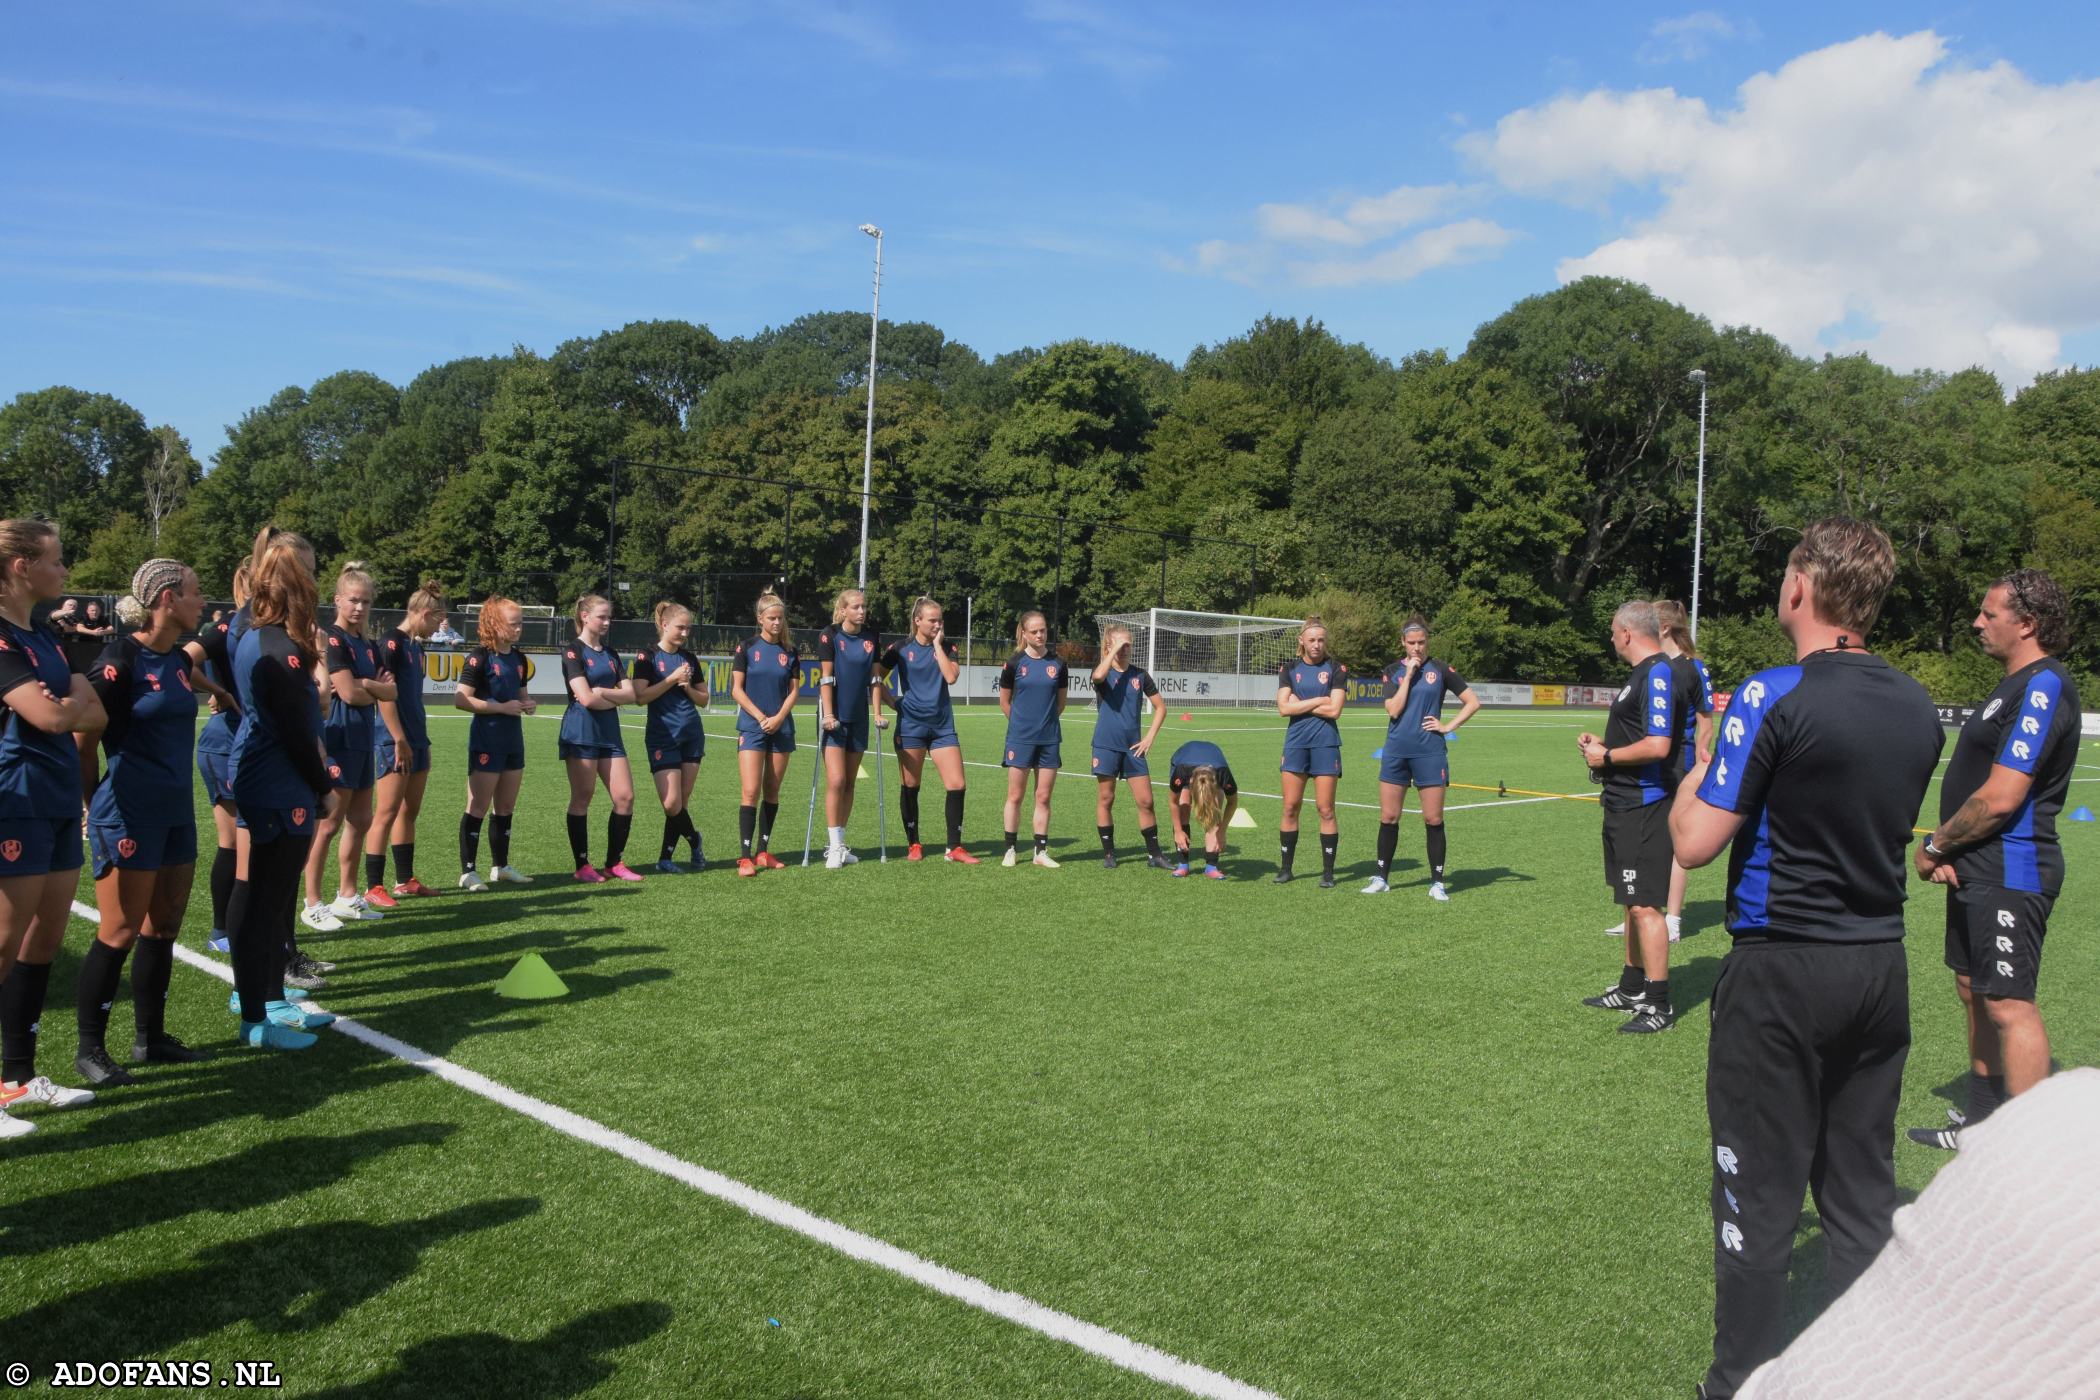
[857,224,884,589]
[1688,368,1708,641]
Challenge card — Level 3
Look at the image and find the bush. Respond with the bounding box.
[1252,587,1399,675]
[1884,638,2004,705]
[1694,613,1792,689]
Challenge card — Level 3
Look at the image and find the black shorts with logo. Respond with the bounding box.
[1602,801,1673,908]
[1943,884,2053,1001]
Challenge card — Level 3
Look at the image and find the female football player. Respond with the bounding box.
[875,597,976,864]
[454,596,536,890]
[559,593,641,882]
[1275,617,1347,886]
[632,601,707,872]
[729,592,798,877]
[1365,616,1480,900]
[999,610,1067,868]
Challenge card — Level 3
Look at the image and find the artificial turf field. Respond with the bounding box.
[7,703,2096,1398]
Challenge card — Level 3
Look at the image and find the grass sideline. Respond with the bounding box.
[5,706,2094,1397]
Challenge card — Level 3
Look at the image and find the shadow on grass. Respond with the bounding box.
[1439,866,1534,894]
[0,1122,456,1260]
[1,1197,542,1369]
[1669,955,1725,1015]
[297,1301,675,1400]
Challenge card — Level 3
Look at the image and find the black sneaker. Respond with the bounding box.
[1907,1125,1961,1151]
[283,958,330,991]
[1273,868,1293,885]
[74,1044,138,1086]
[132,1034,205,1064]
[1583,986,1646,1012]
[1318,872,1336,889]
[1146,854,1174,870]
[1619,1003,1676,1034]
[1101,852,1118,870]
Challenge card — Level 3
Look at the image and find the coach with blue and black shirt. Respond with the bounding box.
[1670,518,1943,1399]
[1909,568,2080,1151]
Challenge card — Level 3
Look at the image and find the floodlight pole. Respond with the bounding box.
[857,224,884,589]
[1689,368,1708,642]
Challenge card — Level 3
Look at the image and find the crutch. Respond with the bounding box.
[874,721,888,862]
[800,726,824,867]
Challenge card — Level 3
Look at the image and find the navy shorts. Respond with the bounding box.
[235,803,319,843]
[195,747,235,804]
[1281,744,1341,778]
[646,733,705,772]
[471,748,525,774]
[1004,740,1062,771]
[1945,885,2054,1001]
[377,737,432,775]
[89,820,199,879]
[327,749,375,792]
[820,715,870,753]
[737,725,797,755]
[1379,747,1449,787]
[893,718,959,753]
[1090,746,1150,779]
[0,815,84,878]
[559,740,628,762]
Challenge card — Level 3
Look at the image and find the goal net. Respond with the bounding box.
[1092,608,1303,708]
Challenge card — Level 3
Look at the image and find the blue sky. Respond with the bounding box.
[5,2,2096,464]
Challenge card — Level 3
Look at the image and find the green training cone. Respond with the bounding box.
[495,952,569,1000]
[1228,807,1258,829]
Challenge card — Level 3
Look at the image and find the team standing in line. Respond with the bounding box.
[0,513,2087,1395]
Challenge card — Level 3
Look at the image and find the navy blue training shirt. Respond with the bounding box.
[732,636,800,732]
[559,639,625,747]
[1277,657,1346,750]
[816,625,879,726]
[322,624,380,756]
[88,635,198,827]
[229,623,331,808]
[1382,657,1469,749]
[632,645,704,746]
[999,650,1065,747]
[0,616,84,818]
[1696,651,1942,942]
[1092,666,1158,752]
[194,605,247,755]
[458,645,526,754]
[878,635,958,725]
[376,628,429,748]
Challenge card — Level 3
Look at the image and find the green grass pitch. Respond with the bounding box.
[7,704,2096,1397]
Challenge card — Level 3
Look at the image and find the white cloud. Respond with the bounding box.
[1185,183,1503,286]
[1464,30,2100,387]
[1640,12,1753,65]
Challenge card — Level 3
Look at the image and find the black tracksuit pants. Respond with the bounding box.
[1703,938,1910,1397]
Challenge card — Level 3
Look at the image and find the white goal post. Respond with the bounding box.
[1091,607,1304,707]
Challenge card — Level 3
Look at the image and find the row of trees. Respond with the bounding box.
[4,278,2097,697]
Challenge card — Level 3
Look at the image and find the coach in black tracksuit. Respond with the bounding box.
[1670,519,1943,1399]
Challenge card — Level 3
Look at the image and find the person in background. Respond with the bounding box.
[632,601,707,873]
[998,610,1067,869]
[558,593,642,883]
[814,588,879,869]
[454,596,535,890]
[729,592,799,877]
[1365,616,1479,900]
[1089,624,1170,871]
[1274,617,1347,887]
[1165,739,1238,880]
[303,562,392,929]
[365,580,446,903]
[875,597,976,864]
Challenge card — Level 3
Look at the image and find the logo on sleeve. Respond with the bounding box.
[1740,680,1766,709]
[103,664,118,681]
[2019,715,2041,736]
[1652,674,1668,691]
[287,654,302,670]
[2010,740,2033,762]
[2029,689,2051,710]
[1723,716,1746,748]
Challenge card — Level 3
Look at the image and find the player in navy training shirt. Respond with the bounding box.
[1578,599,1690,1033]
[632,600,709,873]
[729,591,800,876]
[1672,518,1943,1396]
[303,563,396,933]
[874,596,978,864]
[1089,624,1170,870]
[998,609,1068,868]
[815,588,881,869]
[1911,569,2083,1148]
[74,559,213,1084]
[0,520,107,1131]
[225,532,341,1051]
[1274,618,1348,886]
[1657,599,1714,943]
[560,593,642,882]
[193,562,252,950]
[1365,616,1480,899]
[452,595,538,890]
[364,581,447,905]
[1166,739,1239,879]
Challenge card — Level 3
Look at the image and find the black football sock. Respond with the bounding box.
[566,812,590,869]
[1004,829,1019,853]
[131,935,174,1041]
[1644,978,1671,1011]
[738,805,756,857]
[1,960,53,1083]
[758,801,779,853]
[1617,964,1646,998]
[209,844,236,930]
[945,790,965,849]
[1279,829,1299,871]
[489,813,513,868]
[900,784,921,844]
[1376,820,1399,878]
[393,842,415,886]
[1034,831,1049,855]
[1969,1071,2007,1124]
[1098,824,1115,854]
[660,812,681,863]
[365,851,387,891]
[1320,834,1337,877]
[606,811,632,868]
[1140,823,1162,857]
[1176,842,1191,863]
[75,939,129,1049]
[460,813,484,872]
[1424,821,1446,881]
[225,876,268,1023]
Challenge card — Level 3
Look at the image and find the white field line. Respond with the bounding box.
[68,899,1280,1400]
[423,713,1569,817]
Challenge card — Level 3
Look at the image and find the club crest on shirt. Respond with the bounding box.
[1424,672,1438,685]
[1047,664,1059,679]
[863,639,874,655]
[292,808,308,826]
[1318,671,1329,685]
